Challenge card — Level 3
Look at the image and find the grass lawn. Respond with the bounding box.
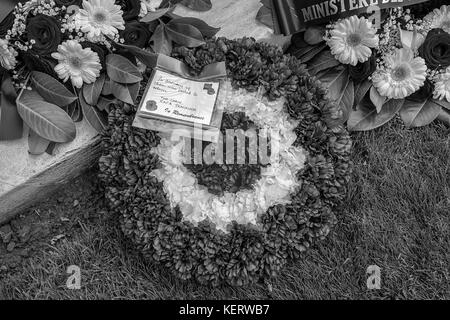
[0,119,449,299]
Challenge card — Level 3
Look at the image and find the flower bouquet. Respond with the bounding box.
[0,0,219,154]
[285,0,450,131]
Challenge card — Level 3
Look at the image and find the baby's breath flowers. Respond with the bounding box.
[51,40,101,88]
[74,0,125,41]
[0,39,18,70]
[433,67,450,102]
[372,48,427,99]
[326,16,379,66]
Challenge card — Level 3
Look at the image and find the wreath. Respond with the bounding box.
[99,37,352,286]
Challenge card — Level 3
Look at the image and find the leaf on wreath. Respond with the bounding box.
[83,73,106,106]
[151,24,173,55]
[106,54,143,84]
[433,98,450,111]
[319,66,347,100]
[165,21,205,47]
[0,76,23,141]
[256,5,274,29]
[140,6,172,23]
[31,71,77,107]
[110,81,140,105]
[169,17,220,37]
[307,50,340,75]
[437,108,450,126]
[369,86,387,113]
[296,43,327,64]
[180,0,212,12]
[97,96,117,113]
[64,98,83,123]
[28,129,51,155]
[16,89,76,143]
[348,97,404,131]
[399,98,442,128]
[101,78,113,96]
[113,43,158,68]
[79,92,108,133]
[353,81,372,107]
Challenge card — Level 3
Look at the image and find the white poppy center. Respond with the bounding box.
[347,33,362,46]
[391,64,411,81]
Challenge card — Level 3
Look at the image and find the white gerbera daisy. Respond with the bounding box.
[75,0,125,40]
[51,40,101,88]
[433,67,450,102]
[424,5,450,34]
[372,48,427,99]
[326,16,379,66]
[0,39,18,70]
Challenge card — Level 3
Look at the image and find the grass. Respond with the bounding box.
[0,119,449,299]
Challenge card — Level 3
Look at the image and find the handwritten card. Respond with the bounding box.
[140,69,219,125]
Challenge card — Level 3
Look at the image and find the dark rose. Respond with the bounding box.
[26,14,61,55]
[120,21,152,48]
[0,11,14,38]
[407,80,433,103]
[54,0,82,6]
[81,42,107,70]
[349,53,376,83]
[418,28,450,69]
[121,0,141,21]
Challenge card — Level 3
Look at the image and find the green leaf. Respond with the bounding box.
[101,78,113,96]
[165,23,205,47]
[64,99,83,123]
[140,7,172,22]
[308,50,340,75]
[151,24,172,56]
[337,78,354,123]
[353,81,372,107]
[433,98,450,110]
[16,89,76,143]
[437,108,450,125]
[319,66,347,100]
[83,74,105,106]
[97,96,117,113]
[113,43,158,68]
[0,76,23,141]
[297,43,327,64]
[31,71,77,107]
[348,97,404,131]
[79,93,108,133]
[399,98,442,128]
[168,17,220,37]
[106,54,143,84]
[370,86,387,113]
[28,129,51,155]
[181,0,212,11]
[110,81,140,105]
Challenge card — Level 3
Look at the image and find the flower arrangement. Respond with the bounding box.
[288,1,450,131]
[99,37,352,286]
[0,0,219,154]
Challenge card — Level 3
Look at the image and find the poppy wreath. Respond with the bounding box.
[98,37,352,287]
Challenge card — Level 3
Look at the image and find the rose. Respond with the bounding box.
[26,14,62,55]
[0,11,14,38]
[418,28,450,69]
[54,0,82,6]
[349,53,376,83]
[407,79,433,102]
[120,21,152,48]
[121,0,142,21]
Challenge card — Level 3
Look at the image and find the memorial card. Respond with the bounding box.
[139,69,219,126]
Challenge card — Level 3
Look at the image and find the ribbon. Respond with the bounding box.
[155,54,227,81]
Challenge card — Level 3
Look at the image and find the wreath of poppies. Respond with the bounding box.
[99,37,352,287]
